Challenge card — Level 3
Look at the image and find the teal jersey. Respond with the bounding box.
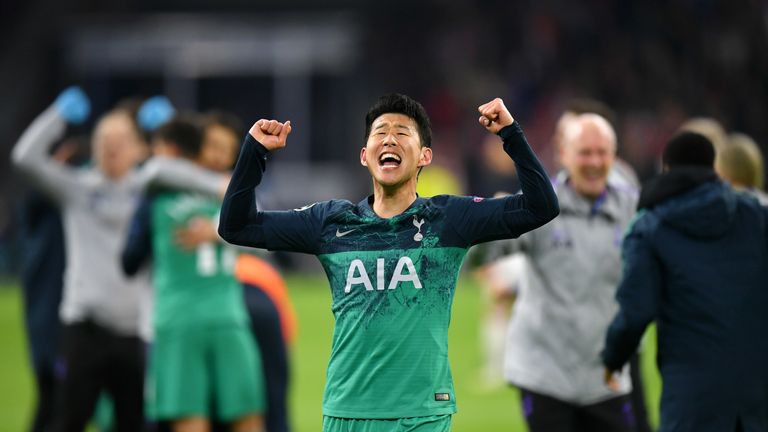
[316,201,469,418]
[150,192,246,330]
[219,123,560,418]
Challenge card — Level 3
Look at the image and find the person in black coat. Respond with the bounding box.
[602,132,768,432]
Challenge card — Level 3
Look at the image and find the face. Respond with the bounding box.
[92,112,144,179]
[559,122,616,200]
[360,113,432,188]
[199,124,239,172]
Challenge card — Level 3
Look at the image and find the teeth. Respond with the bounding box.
[379,153,401,162]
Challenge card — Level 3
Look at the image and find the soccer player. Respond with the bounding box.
[122,117,265,432]
[170,110,294,432]
[217,94,560,431]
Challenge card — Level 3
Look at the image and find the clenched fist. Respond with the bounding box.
[478,98,515,134]
[249,119,292,151]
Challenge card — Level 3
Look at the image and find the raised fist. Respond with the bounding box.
[138,96,175,131]
[249,119,292,151]
[478,98,515,134]
[55,86,91,125]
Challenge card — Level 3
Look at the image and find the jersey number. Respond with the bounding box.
[196,243,237,276]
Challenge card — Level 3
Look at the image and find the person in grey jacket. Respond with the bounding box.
[12,87,227,432]
[602,132,768,432]
[489,113,638,431]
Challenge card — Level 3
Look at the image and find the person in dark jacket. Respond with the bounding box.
[19,191,65,432]
[602,132,768,432]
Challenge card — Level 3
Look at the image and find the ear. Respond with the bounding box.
[557,141,567,166]
[360,147,368,167]
[418,146,433,168]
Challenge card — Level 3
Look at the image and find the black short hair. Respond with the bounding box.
[153,117,203,159]
[365,93,432,148]
[663,132,715,168]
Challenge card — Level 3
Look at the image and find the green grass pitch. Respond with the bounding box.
[0,276,660,431]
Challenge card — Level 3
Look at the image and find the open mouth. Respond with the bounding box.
[379,152,402,169]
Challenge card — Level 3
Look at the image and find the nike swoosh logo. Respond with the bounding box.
[336,228,356,238]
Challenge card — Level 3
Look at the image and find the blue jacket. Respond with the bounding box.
[602,169,768,432]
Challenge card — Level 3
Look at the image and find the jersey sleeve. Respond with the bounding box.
[121,196,153,277]
[11,106,82,204]
[218,134,327,254]
[446,123,559,246]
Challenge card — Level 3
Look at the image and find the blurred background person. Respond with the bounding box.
[487,113,639,432]
[602,132,768,432]
[173,110,295,432]
[234,255,295,432]
[555,100,650,432]
[12,87,228,432]
[16,136,87,432]
[677,118,729,152]
[122,117,265,432]
[715,133,768,205]
[12,88,149,432]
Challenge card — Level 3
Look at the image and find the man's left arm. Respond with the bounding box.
[451,98,559,246]
[602,215,662,374]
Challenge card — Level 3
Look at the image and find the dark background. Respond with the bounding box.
[1,0,766,273]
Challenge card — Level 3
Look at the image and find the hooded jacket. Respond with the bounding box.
[602,167,768,432]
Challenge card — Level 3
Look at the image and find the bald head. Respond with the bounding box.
[561,113,617,152]
[92,110,145,180]
[559,114,617,200]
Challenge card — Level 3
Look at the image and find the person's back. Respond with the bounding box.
[603,132,768,432]
[132,117,265,431]
[635,178,768,426]
[150,191,245,330]
[18,190,66,432]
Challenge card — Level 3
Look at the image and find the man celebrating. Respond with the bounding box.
[485,112,639,432]
[218,94,559,431]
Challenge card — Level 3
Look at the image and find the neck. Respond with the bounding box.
[371,181,418,218]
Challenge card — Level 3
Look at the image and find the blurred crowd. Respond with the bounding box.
[2,2,767,260]
[2,1,768,431]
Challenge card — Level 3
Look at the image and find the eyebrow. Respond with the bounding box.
[373,123,412,131]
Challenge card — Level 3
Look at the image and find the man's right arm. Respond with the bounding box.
[12,107,80,204]
[218,122,324,254]
[12,87,90,203]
